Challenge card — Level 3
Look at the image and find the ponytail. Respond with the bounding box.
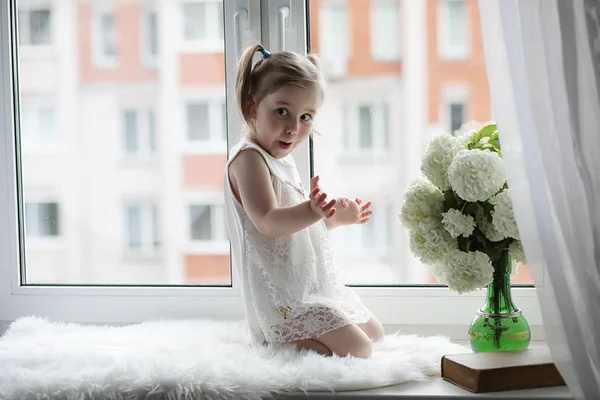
[235,44,266,127]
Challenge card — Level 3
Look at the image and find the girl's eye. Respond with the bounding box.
[276,108,289,116]
[301,114,312,122]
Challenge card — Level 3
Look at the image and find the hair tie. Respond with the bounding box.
[259,48,271,59]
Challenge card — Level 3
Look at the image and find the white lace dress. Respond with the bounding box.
[224,138,373,345]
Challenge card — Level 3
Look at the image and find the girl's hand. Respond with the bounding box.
[309,176,336,219]
[335,197,373,226]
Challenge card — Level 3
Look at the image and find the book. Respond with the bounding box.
[441,347,566,393]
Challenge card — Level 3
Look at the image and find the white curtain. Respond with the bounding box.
[478,0,600,398]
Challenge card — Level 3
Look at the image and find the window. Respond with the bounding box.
[185,100,227,150]
[19,98,57,149]
[320,0,350,77]
[442,85,469,135]
[25,202,59,238]
[449,102,465,134]
[95,9,118,67]
[18,6,52,46]
[125,204,159,251]
[438,0,469,59]
[342,104,389,154]
[371,0,401,61]
[143,10,159,66]
[189,205,226,242]
[123,109,156,157]
[0,0,539,333]
[181,1,224,52]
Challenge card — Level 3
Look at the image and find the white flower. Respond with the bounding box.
[421,134,462,190]
[447,149,506,202]
[442,208,476,238]
[408,216,458,265]
[441,250,494,294]
[457,130,477,149]
[509,240,527,264]
[475,207,506,242]
[399,177,444,230]
[489,190,520,240]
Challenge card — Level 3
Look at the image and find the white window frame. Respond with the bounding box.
[184,191,229,255]
[17,0,54,57]
[181,91,227,154]
[319,0,350,78]
[121,107,157,160]
[93,5,119,69]
[0,0,543,339]
[141,6,159,68]
[342,103,389,157]
[370,0,401,62]
[440,83,470,135]
[179,0,225,54]
[437,0,470,60]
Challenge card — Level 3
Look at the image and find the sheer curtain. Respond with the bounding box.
[478,0,600,398]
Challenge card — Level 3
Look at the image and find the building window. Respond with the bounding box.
[25,202,59,237]
[189,205,227,241]
[125,204,159,250]
[123,109,156,157]
[185,100,227,144]
[371,0,401,61]
[181,1,224,51]
[449,102,465,134]
[18,7,52,46]
[20,98,57,148]
[95,10,118,68]
[143,10,159,66]
[343,104,389,154]
[320,0,349,76]
[438,0,469,59]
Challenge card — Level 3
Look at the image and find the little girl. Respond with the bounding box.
[224,44,385,358]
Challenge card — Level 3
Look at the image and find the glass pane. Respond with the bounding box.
[123,110,138,153]
[17,0,229,285]
[126,206,142,248]
[190,205,212,240]
[183,3,207,40]
[450,103,464,133]
[30,10,51,45]
[187,103,209,141]
[448,0,466,47]
[309,0,533,285]
[101,13,117,56]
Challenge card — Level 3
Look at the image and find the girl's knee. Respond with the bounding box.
[349,337,372,359]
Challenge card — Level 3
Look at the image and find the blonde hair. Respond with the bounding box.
[235,44,327,137]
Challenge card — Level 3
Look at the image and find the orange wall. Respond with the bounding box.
[182,154,227,189]
[180,54,226,86]
[186,255,231,285]
[79,3,157,83]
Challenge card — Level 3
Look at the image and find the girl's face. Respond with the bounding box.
[249,84,321,159]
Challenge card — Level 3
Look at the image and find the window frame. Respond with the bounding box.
[440,83,470,135]
[184,191,229,255]
[141,6,159,68]
[123,201,160,256]
[121,107,157,160]
[0,0,543,339]
[437,0,470,60]
[370,0,401,62]
[181,90,227,154]
[17,0,54,56]
[93,5,119,69]
[319,0,350,78]
[179,0,225,54]
[342,102,389,157]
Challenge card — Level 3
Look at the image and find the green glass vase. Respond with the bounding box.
[468,250,531,352]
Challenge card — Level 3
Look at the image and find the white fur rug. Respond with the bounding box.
[0,317,468,400]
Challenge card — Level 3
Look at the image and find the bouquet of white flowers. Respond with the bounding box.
[399,123,526,294]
